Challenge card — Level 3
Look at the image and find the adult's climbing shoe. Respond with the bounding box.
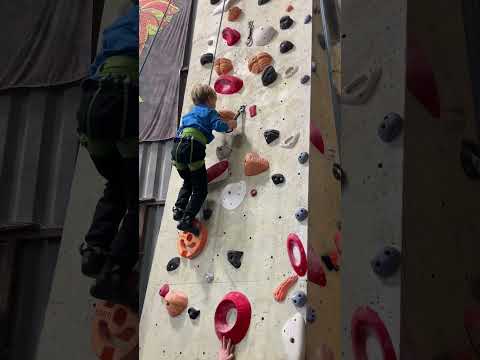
[79,243,107,278]
[177,215,200,236]
[172,206,184,221]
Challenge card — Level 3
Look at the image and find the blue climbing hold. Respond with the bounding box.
[306,306,316,323]
[291,290,307,308]
[295,208,308,222]
[298,152,309,164]
[370,246,401,277]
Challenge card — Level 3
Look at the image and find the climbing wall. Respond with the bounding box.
[140,0,342,358]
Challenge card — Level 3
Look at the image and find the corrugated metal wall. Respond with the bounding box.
[139,140,173,202]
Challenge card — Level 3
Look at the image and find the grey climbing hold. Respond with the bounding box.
[216,144,232,160]
[378,112,403,143]
[281,132,300,148]
[285,66,298,79]
[304,14,312,24]
[341,67,382,105]
[227,250,244,269]
[166,257,180,272]
[253,26,277,46]
[295,208,308,222]
[280,15,294,30]
[370,246,401,277]
[264,129,280,144]
[271,174,285,185]
[205,272,215,283]
[300,75,310,84]
[306,306,316,323]
[188,307,201,320]
[203,208,213,220]
[200,53,214,66]
[332,163,345,183]
[298,152,309,164]
[208,39,214,46]
[291,290,307,308]
[262,66,277,86]
[280,40,294,54]
[258,0,270,5]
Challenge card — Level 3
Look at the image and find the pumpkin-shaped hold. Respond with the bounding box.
[214,58,233,76]
[248,52,273,74]
[228,6,242,21]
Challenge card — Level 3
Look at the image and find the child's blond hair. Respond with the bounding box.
[191,84,217,105]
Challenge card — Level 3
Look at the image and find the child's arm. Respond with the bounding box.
[211,113,234,133]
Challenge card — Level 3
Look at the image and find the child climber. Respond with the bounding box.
[172,84,237,234]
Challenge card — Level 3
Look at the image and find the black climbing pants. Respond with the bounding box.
[84,148,139,271]
[171,137,208,219]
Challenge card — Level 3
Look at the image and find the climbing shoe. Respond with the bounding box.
[172,206,184,221]
[79,243,107,278]
[177,215,200,236]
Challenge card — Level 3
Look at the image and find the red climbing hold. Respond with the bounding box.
[308,246,327,287]
[249,105,257,117]
[334,230,342,255]
[310,121,325,154]
[286,4,294,12]
[177,220,208,259]
[214,75,244,95]
[250,189,257,197]
[351,306,397,360]
[407,36,440,118]
[215,291,252,344]
[159,284,170,298]
[287,233,308,277]
[222,27,241,46]
[207,160,230,184]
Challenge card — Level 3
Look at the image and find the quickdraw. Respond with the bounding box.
[246,21,254,47]
[225,105,246,133]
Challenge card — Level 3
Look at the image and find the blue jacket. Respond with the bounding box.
[177,104,230,143]
[90,5,139,77]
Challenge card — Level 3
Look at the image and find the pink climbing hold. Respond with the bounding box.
[287,233,308,277]
[351,306,397,360]
[310,121,325,154]
[250,189,257,197]
[159,283,170,298]
[215,291,252,345]
[273,274,298,302]
[407,35,440,118]
[214,75,244,95]
[207,160,230,184]
[249,105,257,117]
[308,246,327,287]
[222,27,241,46]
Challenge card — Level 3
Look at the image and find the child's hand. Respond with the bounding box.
[218,337,235,360]
[228,120,237,130]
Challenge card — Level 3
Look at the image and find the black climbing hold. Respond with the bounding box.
[321,255,339,271]
[317,34,326,50]
[166,257,180,272]
[188,307,201,320]
[262,65,278,86]
[280,40,294,54]
[306,306,316,323]
[300,75,310,84]
[460,140,480,179]
[332,163,345,183]
[200,53,214,66]
[203,208,213,220]
[291,290,307,308]
[227,250,244,269]
[271,173,285,185]
[258,0,270,5]
[280,15,294,30]
[264,129,280,144]
[304,14,312,24]
[378,112,403,143]
[298,152,309,164]
[370,246,401,277]
[295,208,308,221]
[211,0,220,4]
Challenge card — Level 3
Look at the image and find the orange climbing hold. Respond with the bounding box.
[273,274,299,302]
[248,52,273,74]
[165,290,188,317]
[214,58,233,76]
[92,301,139,360]
[218,110,236,122]
[244,152,269,176]
[228,6,242,21]
[177,219,208,259]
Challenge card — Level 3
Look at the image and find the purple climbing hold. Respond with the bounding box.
[304,14,312,24]
[298,152,309,164]
[295,208,308,222]
[291,290,307,308]
[378,112,403,143]
[300,75,310,84]
[370,246,401,277]
[200,53,214,66]
[306,306,316,323]
[264,129,280,144]
[167,257,180,272]
[271,174,285,185]
[188,307,201,320]
[227,250,244,269]
[280,15,294,30]
[280,40,294,54]
[262,66,278,86]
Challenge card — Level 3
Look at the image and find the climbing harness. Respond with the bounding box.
[246,20,254,47]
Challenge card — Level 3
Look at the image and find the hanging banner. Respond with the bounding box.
[0,1,92,90]
[139,0,192,142]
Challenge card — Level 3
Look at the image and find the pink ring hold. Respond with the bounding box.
[214,291,252,344]
[214,75,244,95]
[287,233,308,277]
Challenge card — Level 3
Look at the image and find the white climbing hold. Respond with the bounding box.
[221,181,246,210]
[252,25,277,46]
[282,313,306,360]
[212,0,237,15]
[280,132,300,148]
[341,67,382,105]
[285,66,298,78]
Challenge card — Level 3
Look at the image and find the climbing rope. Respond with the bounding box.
[139,0,173,76]
[208,0,228,85]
